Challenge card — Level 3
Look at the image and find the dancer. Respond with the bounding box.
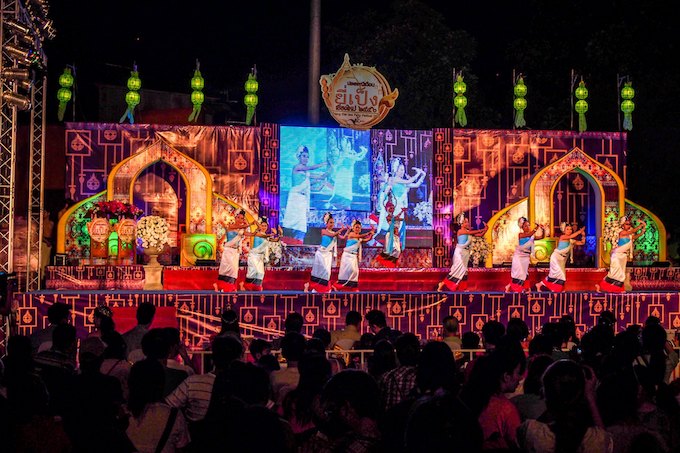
[304,212,347,293]
[535,223,585,292]
[241,218,283,291]
[327,137,368,210]
[281,145,327,242]
[215,210,252,292]
[336,219,375,291]
[438,214,489,292]
[375,199,407,268]
[596,217,645,293]
[505,217,543,292]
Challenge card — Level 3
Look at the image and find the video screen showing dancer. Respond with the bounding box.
[279,126,371,244]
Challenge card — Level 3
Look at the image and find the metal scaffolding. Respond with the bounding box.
[26,74,45,291]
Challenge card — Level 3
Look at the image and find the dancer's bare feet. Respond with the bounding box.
[303,282,310,293]
[594,283,601,292]
[535,282,543,292]
[239,282,245,291]
[213,283,220,292]
[437,281,445,292]
[504,283,511,292]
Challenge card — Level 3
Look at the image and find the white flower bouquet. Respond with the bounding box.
[136,215,170,250]
[470,236,492,267]
[413,201,433,226]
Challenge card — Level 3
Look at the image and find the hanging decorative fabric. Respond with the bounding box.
[188,61,205,122]
[244,72,259,125]
[620,82,635,131]
[574,80,588,133]
[119,67,141,124]
[57,67,74,121]
[453,75,467,127]
[513,76,527,128]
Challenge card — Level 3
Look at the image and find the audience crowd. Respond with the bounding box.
[1,301,680,453]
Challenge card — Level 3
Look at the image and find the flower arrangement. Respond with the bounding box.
[136,215,170,250]
[603,218,621,249]
[413,201,433,226]
[89,200,143,219]
[470,236,492,267]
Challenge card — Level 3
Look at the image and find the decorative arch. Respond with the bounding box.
[107,140,213,233]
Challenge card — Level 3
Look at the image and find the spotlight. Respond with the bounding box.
[3,43,41,66]
[1,92,31,110]
[1,68,30,81]
[3,18,31,35]
[16,80,33,92]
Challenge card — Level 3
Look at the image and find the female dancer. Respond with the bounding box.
[215,210,251,292]
[304,212,346,293]
[535,223,585,292]
[375,199,407,267]
[378,158,426,248]
[438,213,489,292]
[596,216,645,292]
[504,217,543,292]
[241,218,283,291]
[281,145,327,242]
[327,137,368,210]
[336,219,375,291]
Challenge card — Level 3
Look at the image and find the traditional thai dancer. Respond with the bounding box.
[241,218,283,291]
[215,210,252,292]
[281,145,327,242]
[304,212,347,293]
[375,198,407,268]
[504,217,543,292]
[336,219,375,291]
[438,213,488,292]
[596,217,645,293]
[535,223,585,292]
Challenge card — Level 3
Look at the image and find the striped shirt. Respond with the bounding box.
[164,372,215,422]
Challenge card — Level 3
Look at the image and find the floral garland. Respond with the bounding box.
[470,236,492,266]
[89,200,143,219]
[136,215,170,250]
[603,218,621,249]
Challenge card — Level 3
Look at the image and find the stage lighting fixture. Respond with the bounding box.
[2,91,31,110]
[3,43,40,66]
[3,18,31,36]
[1,68,30,81]
[16,79,33,91]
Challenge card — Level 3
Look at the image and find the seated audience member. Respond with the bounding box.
[271,332,306,405]
[367,339,397,381]
[122,302,156,362]
[460,337,526,451]
[283,353,332,436]
[29,302,70,354]
[330,310,362,350]
[249,338,272,362]
[441,315,462,352]
[518,360,612,453]
[301,370,381,452]
[34,323,78,416]
[481,320,505,351]
[88,305,115,340]
[215,309,242,344]
[271,312,304,350]
[142,328,188,397]
[366,309,402,345]
[506,317,530,348]
[100,330,132,400]
[380,333,420,410]
[127,359,190,453]
[164,327,196,376]
[640,321,679,384]
[510,354,554,421]
[462,331,481,349]
[165,335,243,424]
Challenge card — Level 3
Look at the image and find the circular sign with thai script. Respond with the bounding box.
[87,218,111,243]
[320,54,399,130]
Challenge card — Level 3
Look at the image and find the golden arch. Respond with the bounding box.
[107,140,213,233]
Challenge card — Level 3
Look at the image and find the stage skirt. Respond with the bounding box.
[309,241,336,292]
[337,242,361,291]
[541,243,572,292]
[281,176,310,234]
[599,241,632,293]
[216,274,238,292]
[508,238,534,292]
[244,240,269,291]
[441,241,471,291]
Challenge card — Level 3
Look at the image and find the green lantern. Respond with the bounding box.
[120,68,142,124]
[57,67,74,121]
[188,65,205,123]
[453,74,468,127]
[244,72,259,125]
[574,80,588,132]
[513,76,527,128]
[620,82,635,131]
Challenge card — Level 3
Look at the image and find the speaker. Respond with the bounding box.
[0,272,18,316]
[195,259,217,266]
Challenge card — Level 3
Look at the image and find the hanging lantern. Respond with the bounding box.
[188,64,205,123]
[620,82,635,131]
[453,74,467,127]
[244,72,258,125]
[513,76,527,128]
[119,68,141,124]
[574,80,588,132]
[57,67,73,121]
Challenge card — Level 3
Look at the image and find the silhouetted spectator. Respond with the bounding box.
[122,302,156,362]
[442,315,462,351]
[366,309,401,345]
[330,310,362,350]
[142,328,188,396]
[380,333,420,410]
[29,302,70,354]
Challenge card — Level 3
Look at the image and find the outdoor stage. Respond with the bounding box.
[14,266,680,349]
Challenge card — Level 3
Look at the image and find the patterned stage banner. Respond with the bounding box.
[15,290,680,349]
[45,265,145,290]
